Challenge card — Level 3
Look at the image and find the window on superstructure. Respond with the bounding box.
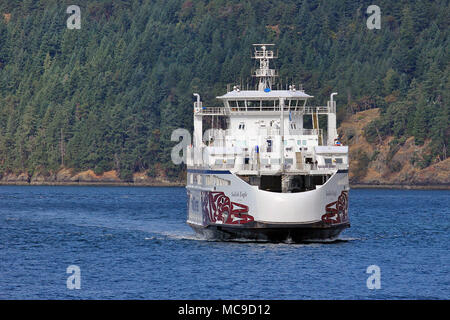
[247,100,258,110]
[237,100,246,111]
[274,99,279,109]
[335,158,343,164]
[238,122,245,130]
[216,176,231,186]
[261,100,277,110]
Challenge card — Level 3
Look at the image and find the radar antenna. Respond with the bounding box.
[252,44,278,91]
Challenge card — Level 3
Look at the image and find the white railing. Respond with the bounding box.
[203,161,347,173]
[303,106,329,114]
[254,69,277,77]
[187,146,348,173]
[197,107,228,115]
[196,105,331,114]
[318,163,348,170]
[253,51,274,59]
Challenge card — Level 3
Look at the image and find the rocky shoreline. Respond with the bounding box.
[0,169,184,187]
[0,177,447,190]
[1,181,447,189]
[0,159,450,190]
[350,184,449,190]
[0,181,184,187]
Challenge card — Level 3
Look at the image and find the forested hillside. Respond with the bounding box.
[0,0,448,184]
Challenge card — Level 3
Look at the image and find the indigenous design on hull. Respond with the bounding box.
[201,191,254,225]
[321,191,349,225]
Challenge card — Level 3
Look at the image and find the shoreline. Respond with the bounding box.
[0,181,184,187]
[0,181,448,190]
[350,184,449,190]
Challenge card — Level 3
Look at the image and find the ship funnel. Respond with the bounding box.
[327,92,338,146]
[193,93,201,111]
[193,93,203,152]
[330,92,338,104]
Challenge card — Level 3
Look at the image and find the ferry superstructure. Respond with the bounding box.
[186,44,349,242]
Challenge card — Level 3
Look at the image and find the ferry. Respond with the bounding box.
[186,44,349,242]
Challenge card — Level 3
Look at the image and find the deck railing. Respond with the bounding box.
[196,105,331,115]
[195,161,346,173]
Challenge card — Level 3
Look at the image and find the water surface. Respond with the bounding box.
[0,186,448,299]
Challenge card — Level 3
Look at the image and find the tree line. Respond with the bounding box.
[0,0,448,180]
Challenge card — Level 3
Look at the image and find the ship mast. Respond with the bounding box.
[252,44,277,91]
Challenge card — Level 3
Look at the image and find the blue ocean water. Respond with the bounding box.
[0,186,448,299]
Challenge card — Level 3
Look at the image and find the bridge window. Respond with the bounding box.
[261,100,278,109]
[246,100,260,110]
[233,100,246,110]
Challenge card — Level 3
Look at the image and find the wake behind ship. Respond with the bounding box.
[186,44,350,242]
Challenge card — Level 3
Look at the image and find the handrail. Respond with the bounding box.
[197,106,331,115]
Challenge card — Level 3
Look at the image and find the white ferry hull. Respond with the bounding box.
[186,169,350,243]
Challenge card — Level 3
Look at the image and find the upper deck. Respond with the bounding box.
[189,44,347,177]
[217,89,312,100]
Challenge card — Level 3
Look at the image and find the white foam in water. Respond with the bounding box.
[302,236,358,243]
[146,231,209,242]
[338,236,363,241]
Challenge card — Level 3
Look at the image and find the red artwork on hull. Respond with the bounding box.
[321,191,349,224]
[201,191,254,225]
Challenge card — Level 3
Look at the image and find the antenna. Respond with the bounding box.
[251,44,278,91]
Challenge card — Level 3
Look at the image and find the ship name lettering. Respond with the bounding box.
[231,191,248,199]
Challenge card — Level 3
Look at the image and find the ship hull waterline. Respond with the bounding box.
[188,221,350,243]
